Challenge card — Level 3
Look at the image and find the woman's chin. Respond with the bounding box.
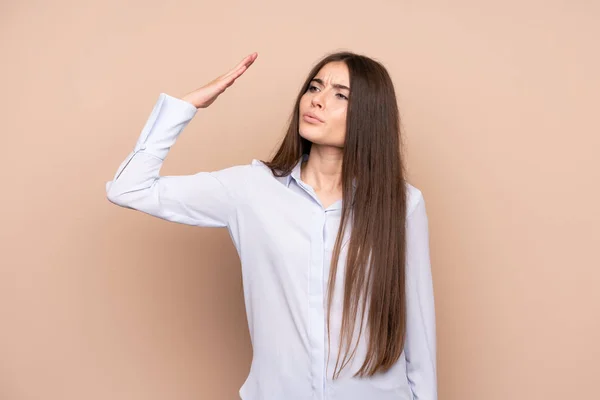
[298,130,319,143]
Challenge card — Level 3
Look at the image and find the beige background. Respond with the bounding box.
[1,0,599,399]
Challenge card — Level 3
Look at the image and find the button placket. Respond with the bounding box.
[308,211,326,399]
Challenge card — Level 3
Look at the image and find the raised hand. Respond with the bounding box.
[181,52,258,109]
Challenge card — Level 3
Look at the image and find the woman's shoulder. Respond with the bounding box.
[210,158,280,187]
[404,181,425,217]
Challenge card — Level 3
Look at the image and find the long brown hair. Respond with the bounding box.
[262,51,408,379]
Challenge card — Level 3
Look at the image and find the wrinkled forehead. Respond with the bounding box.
[313,61,350,88]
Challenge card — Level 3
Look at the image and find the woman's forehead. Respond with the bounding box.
[314,62,349,86]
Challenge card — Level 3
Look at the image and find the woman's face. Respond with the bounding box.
[298,61,350,148]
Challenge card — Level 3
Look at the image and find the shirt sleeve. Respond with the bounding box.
[105,92,238,228]
[404,191,438,400]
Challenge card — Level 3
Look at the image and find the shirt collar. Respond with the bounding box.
[287,154,309,187]
[287,154,357,191]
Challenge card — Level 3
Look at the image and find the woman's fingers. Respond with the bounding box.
[235,52,257,71]
[224,52,257,80]
[229,64,249,82]
[217,66,244,91]
[183,53,257,108]
[218,53,257,89]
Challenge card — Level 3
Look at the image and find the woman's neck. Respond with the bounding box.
[300,145,343,194]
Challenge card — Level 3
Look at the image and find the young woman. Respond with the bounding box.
[106,51,437,400]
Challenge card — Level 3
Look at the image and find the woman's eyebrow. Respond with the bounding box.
[311,78,350,91]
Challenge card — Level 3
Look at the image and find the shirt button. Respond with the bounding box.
[139,144,147,150]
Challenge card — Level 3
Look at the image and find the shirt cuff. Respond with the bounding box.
[134,92,198,160]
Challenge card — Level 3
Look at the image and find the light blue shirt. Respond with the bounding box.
[106,93,437,400]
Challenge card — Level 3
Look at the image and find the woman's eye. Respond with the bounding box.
[307,85,347,100]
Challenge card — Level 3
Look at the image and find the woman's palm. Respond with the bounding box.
[182,52,258,109]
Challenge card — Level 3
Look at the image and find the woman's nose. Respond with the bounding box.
[311,92,324,108]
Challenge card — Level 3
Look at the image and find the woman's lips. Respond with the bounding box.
[303,114,323,124]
